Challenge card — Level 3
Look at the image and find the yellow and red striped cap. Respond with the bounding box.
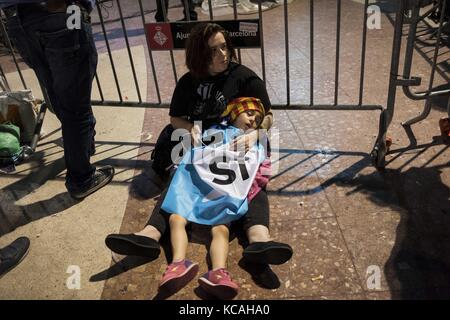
[221,97,265,122]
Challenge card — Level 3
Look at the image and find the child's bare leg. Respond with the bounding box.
[135,225,162,241]
[210,225,230,269]
[169,214,188,262]
[246,225,273,243]
[198,225,238,300]
[159,215,198,293]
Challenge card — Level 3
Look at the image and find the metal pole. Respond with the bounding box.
[208,0,214,20]
[232,0,241,64]
[0,12,27,89]
[334,0,341,106]
[94,73,104,102]
[426,0,447,94]
[310,0,314,106]
[258,0,266,83]
[358,0,369,106]
[385,0,406,127]
[138,0,161,104]
[116,0,142,103]
[96,2,123,102]
[284,0,290,106]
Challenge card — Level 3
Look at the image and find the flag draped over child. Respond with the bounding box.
[161,125,266,225]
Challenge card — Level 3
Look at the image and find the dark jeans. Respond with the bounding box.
[147,188,270,236]
[155,0,198,22]
[5,5,97,192]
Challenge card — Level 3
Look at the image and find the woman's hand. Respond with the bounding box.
[170,117,202,147]
[191,123,202,147]
[230,130,259,154]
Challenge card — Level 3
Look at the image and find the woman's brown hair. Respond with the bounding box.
[185,23,237,79]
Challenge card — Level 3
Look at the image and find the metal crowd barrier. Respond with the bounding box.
[1,0,448,168]
[396,0,450,128]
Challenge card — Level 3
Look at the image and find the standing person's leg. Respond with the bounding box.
[241,190,293,265]
[5,5,114,199]
[37,11,113,198]
[198,225,238,300]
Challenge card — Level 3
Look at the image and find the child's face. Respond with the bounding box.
[232,110,263,131]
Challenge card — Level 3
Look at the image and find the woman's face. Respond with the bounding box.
[207,32,229,76]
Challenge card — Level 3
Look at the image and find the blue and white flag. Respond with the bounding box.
[161,125,266,225]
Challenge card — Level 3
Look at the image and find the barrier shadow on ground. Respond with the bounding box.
[268,148,371,196]
[0,152,76,237]
[0,138,154,236]
[330,142,450,298]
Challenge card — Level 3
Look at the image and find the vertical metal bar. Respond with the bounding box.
[371,0,406,168]
[0,14,27,89]
[208,0,214,20]
[334,0,342,106]
[447,89,450,118]
[138,0,161,104]
[427,0,447,93]
[160,0,168,22]
[0,64,11,91]
[162,0,178,83]
[38,81,53,117]
[310,0,314,106]
[94,73,104,102]
[29,80,50,152]
[29,99,47,152]
[232,0,241,64]
[258,1,266,83]
[284,0,290,106]
[358,0,369,106]
[169,52,178,84]
[183,0,190,21]
[96,2,123,102]
[402,1,420,80]
[385,0,406,127]
[116,0,142,103]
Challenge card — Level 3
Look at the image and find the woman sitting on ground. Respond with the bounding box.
[105,23,293,269]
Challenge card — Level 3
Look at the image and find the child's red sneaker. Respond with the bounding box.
[198,268,239,300]
[158,259,198,294]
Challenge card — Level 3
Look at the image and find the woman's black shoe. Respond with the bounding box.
[243,241,293,265]
[105,233,161,259]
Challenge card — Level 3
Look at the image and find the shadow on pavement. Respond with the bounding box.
[238,258,281,290]
[128,161,168,200]
[90,255,156,282]
[336,156,450,298]
[382,164,450,299]
[0,153,78,237]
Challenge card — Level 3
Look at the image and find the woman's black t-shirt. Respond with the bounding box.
[169,62,271,130]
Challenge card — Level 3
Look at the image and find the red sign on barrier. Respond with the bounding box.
[145,20,261,52]
[146,23,174,50]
